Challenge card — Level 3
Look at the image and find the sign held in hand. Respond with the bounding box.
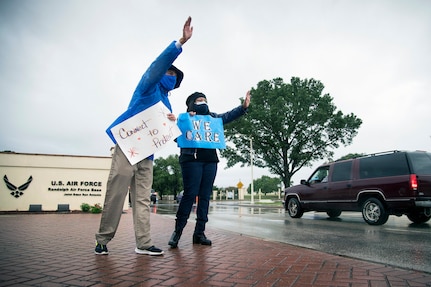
[110,101,182,165]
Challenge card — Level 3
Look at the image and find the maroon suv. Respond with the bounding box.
[284,150,431,225]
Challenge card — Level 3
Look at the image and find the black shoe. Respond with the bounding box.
[193,233,212,246]
[94,242,109,255]
[168,230,182,248]
[135,245,164,256]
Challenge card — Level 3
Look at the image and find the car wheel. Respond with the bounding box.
[326,210,342,218]
[362,197,389,225]
[407,212,431,224]
[287,197,304,218]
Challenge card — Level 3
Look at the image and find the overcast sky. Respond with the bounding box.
[1,0,430,188]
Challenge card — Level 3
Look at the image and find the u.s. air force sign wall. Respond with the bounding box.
[0,152,125,211]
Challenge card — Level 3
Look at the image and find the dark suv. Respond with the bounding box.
[284,150,431,225]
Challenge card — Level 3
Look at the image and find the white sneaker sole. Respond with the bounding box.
[134,247,164,256]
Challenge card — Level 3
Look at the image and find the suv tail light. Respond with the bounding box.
[410,174,418,191]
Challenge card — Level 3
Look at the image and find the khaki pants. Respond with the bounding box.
[95,145,153,249]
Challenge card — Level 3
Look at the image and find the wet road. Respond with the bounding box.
[152,202,431,273]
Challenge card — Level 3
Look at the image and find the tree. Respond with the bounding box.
[248,175,281,195]
[336,153,366,161]
[221,77,362,188]
[153,154,182,199]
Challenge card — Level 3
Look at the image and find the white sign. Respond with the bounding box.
[110,101,182,165]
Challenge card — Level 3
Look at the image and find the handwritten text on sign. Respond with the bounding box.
[111,101,182,165]
[176,113,226,149]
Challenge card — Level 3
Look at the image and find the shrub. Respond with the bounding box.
[90,203,103,214]
[80,203,91,212]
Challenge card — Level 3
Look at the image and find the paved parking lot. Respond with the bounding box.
[0,210,430,286]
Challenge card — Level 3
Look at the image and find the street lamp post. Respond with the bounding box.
[167,166,174,201]
[250,138,254,204]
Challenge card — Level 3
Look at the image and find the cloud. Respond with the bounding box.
[1,0,430,187]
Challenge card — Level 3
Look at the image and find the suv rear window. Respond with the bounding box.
[359,152,409,179]
[408,152,431,174]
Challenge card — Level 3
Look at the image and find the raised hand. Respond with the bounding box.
[243,90,251,109]
[179,16,193,44]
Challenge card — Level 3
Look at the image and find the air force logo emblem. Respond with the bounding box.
[3,175,33,198]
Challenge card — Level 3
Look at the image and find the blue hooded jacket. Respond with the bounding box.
[106,41,183,160]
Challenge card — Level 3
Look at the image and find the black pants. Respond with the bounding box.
[175,161,217,234]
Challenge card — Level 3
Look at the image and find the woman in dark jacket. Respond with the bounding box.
[169,90,251,248]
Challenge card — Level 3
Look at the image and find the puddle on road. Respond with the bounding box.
[150,203,285,216]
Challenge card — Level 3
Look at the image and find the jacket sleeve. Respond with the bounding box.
[106,41,182,144]
[212,105,247,124]
[127,41,182,109]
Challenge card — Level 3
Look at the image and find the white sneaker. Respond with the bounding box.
[135,245,164,256]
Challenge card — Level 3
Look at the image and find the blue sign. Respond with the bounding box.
[176,113,226,149]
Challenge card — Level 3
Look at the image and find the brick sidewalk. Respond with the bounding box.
[0,211,430,286]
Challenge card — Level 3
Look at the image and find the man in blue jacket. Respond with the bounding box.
[95,17,193,256]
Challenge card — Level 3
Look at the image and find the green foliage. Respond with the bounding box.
[153,154,183,199]
[80,203,91,212]
[222,186,237,191]
[336,153,366,161]
[221,77,362,188]
[90,203,102,214]
[248,175,282,194]
[81,203,102,213]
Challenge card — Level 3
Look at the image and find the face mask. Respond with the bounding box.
[193,102,209,115]
[160,75,176,91]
